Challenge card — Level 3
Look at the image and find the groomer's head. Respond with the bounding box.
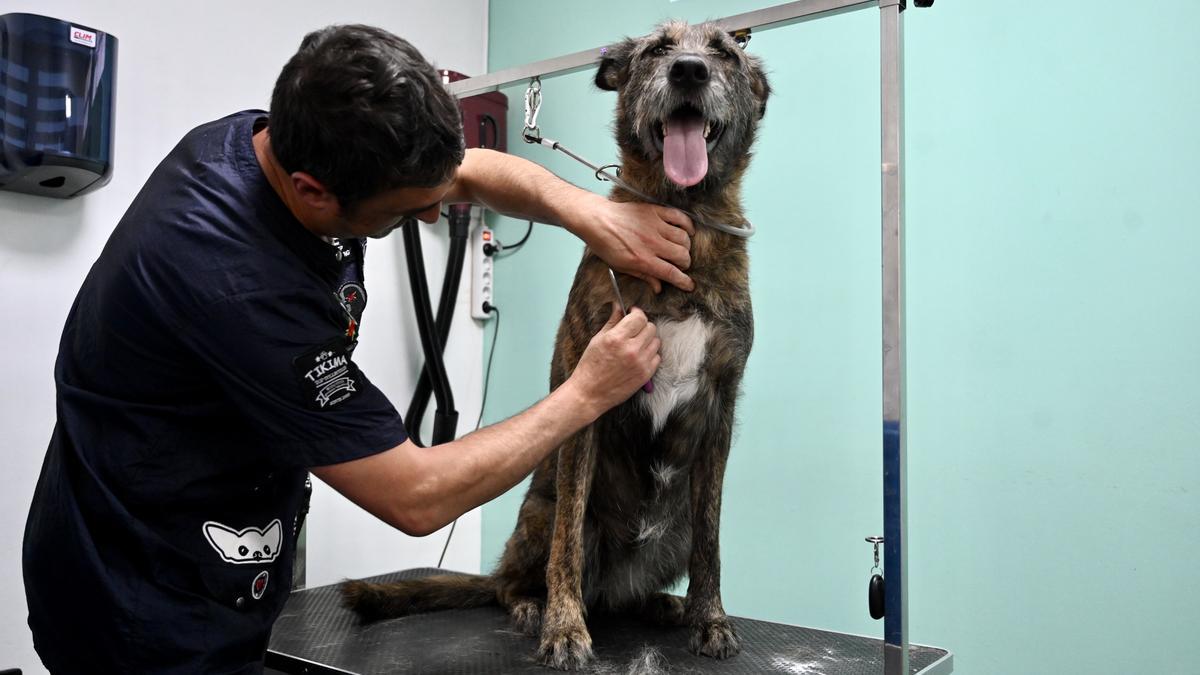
[269,25,464,227]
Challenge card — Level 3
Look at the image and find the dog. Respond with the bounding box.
[342,20,770,670]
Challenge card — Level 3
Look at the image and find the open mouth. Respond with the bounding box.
[650,103,725,188]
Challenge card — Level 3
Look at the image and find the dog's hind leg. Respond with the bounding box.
[638,592,687,627]
[496,572,547,637]
[506,596,545,636]
[493,489,555,636]
[537,426,598,670]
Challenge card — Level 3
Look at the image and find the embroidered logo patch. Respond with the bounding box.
[337,282,367,341]
[203,520,282,565]
[252,570,270,600]
[293,340,361,409]
[339,282,367,321]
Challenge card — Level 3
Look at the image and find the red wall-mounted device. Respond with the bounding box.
[438,70,507,152]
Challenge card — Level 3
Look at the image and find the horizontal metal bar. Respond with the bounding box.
[447,0,877,98]
[448,46,600,98]
[711,0,879,35]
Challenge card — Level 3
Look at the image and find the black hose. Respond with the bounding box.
[405,206,470,441]
[401,217,461,446]
[404,206,470,444]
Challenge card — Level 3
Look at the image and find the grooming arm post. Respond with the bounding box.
[879,0,908,673]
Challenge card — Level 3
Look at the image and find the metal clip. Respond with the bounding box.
[523,76,543,144]
[865,535,884,575]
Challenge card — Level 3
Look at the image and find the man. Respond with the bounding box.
[23,24,694,674]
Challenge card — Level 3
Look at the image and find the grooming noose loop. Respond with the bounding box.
[595,163,622,183]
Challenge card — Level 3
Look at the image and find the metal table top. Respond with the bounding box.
[266,569,952,675]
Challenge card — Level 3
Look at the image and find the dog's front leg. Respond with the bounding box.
[685,413,741,659]
[537,427,597,670]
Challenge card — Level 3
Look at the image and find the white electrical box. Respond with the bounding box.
[471,214,494,320]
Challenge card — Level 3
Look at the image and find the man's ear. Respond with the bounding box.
[594,38,636,91]
[291,172,338,212]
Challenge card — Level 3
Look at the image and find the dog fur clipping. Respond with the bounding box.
[341,21,769,670]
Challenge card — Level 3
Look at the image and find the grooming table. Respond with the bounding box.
[266,569,953,674]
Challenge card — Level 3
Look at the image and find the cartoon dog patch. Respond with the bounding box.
[203,519,282,565]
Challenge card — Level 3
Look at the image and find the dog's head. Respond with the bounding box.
[596,21,770,195]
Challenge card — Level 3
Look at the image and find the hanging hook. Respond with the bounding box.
[865,535,884,575]
[866,535,885,620]
[523,76,543,144]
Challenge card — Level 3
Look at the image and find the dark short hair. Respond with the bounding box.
[269,25,465,211]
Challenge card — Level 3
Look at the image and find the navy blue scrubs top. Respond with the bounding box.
[23,111,408,674]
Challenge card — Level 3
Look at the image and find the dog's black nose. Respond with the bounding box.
[669,56,709,88]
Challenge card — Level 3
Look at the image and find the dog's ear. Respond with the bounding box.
[595,38,636,91]
[748,54,772,119]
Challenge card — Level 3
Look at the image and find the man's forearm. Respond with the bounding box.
[447,148,601,236]
[312,308,658,537]
[393,378,603,534]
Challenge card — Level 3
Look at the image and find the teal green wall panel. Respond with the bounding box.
[480,2,1200,673]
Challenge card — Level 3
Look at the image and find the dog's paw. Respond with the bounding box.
[510,599,544,636]
[536,623,594,670]
[689,617,741,660]
[642,592,686,627]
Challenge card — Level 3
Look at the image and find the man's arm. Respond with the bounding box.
[445,148,696,293]
[312,305,660,536]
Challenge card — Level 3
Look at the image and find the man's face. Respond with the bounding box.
[333,179,454,239]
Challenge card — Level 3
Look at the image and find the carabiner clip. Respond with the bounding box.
[523,77,543,143]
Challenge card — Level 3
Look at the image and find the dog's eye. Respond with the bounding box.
[651,45,669,57]
[712,45,735,59]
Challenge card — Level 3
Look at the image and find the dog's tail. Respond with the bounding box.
[340,574,498,622]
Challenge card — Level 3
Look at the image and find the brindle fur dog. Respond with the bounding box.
[342,21,769,670]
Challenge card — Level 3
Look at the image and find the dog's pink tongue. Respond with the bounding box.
[663,115,708,187]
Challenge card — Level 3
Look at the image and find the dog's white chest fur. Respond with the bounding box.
[639,315,712,434]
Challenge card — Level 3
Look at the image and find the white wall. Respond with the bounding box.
[0,1,488,672]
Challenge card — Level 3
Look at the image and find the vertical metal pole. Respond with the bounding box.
[879,1,907,674]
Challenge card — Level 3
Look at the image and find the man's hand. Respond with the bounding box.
[569,303,661,415]
[446,150,695,292]
[572,196,696,293]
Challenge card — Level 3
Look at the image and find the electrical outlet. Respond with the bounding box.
[471,214,494,320]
